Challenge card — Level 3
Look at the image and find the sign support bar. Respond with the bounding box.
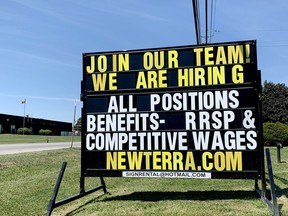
[46,161,107,216]
[255,148,280,216]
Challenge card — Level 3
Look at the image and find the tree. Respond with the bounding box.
[74,117,82,131]
[17,127,31,135]
[261,81,288,123]
[39,129,53,135]
[263,122,288,146]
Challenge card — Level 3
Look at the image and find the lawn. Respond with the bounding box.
[0,134,81,144]
[0,147,287,216]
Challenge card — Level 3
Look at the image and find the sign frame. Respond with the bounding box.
[81,40,264,180]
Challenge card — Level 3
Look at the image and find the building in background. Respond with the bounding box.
[0,113,72,135]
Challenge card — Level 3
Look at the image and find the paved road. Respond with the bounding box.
[0,142,81,155]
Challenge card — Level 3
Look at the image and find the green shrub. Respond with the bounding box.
[263,122,288,146]
[39,129,53,136]
[17,127,31,135]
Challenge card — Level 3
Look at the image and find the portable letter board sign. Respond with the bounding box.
[81,40,263,179]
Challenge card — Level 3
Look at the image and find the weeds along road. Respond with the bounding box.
[0,142,81,155]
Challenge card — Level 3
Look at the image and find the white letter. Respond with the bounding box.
[129,133,137,150]
[150,113,159,130]
[246,131,257,150]
[185,112,196,129]
[150,94,160,111]
[223,111,235,129]
[108,96,118,112]
[229,90,239,108]
[178,132,188,150]
[211,111,222,129]
[97,114,105,131]
[87,115,96,132]
[86,133,95,150]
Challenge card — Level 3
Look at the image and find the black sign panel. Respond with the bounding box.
[81,40,263,179]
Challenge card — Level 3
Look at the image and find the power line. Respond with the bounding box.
[209,0,217,43]
[258,44,288,47]
[192,0,216,44]
[218,29,288,33]
[209,0,213,43]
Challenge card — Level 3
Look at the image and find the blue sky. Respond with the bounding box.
[1,0,287,123]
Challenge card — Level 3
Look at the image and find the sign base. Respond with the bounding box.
[46,161,107,216]
[255,148,280,216]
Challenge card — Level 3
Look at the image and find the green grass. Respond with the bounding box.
[0,147,287,216]
[0,134,81,144]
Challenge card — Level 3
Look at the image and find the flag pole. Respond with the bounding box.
[22,99,26,135]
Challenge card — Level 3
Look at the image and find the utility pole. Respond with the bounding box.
[192,0,201,45]
[70,100,77,148]
[205,0,208,44]
[192,0,210,45]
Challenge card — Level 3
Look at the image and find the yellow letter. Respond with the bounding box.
[205,47,214,65]
[136,72,147,89]
[173,152,184,170]
[106,152,117,169]
[127,152,142,170]
[202,152,213,170]
[158,70,167,88]
[232,65,244,84]
[215,46,227,65]
[109,73,117,90]
[214,152,225,171]
[112,54,117,72]
[194,48,203,66]
[147,71,157,88]
[86,56,95,73]
[162,152,172,170]
[185,152,196,170]
[168,50,179,68]
[143,52,153,70]
[226,152,242,171]
[118,152,126,169]
[154,51,164,69]
[91,74,107,91]
[118,54,129,71]
[98,55,107,72]
[153,152,162,170]
[214,66,225,84]
[245,44,251,63]
[194,68,205,86]
[227,45,244,64]
[178,68,188,87]
[143,152,152,169]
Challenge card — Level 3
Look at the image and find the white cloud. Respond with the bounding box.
[0,47,79,68]
[0,92,79,103]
